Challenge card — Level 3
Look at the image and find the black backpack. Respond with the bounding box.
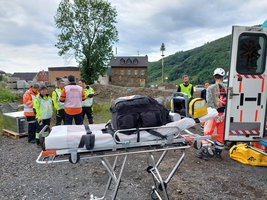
[110,95,170,137]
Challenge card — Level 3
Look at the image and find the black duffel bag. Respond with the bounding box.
[110,95,170,134]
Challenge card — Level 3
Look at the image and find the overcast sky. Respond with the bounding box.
[1,0,267,74]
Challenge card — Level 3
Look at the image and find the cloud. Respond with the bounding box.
[111,0,267,61]
[1,0,267,73]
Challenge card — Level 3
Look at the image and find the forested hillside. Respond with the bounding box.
[148,34,232,86]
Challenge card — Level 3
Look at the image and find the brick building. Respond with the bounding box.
[109,56,148,87]
[48,66,80,85]
[36,70,49,82]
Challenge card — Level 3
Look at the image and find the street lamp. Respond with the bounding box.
[160,43,165,84]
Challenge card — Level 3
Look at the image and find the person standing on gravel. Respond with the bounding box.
[177,75,194,98]
[52,79,65,125]
[23,83,39,144]
[200,80,210,132]
[196,68,227,160]
[200,80,210,101]
[60,75,85,125]
[33,85,53,148]
[78,78,94,124]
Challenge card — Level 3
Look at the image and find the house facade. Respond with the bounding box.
[36,70,49,82]
[109,56,148,87]
[48,66,80,85]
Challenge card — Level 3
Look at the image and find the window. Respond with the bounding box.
[133,58,138,65]
[134,70,137,75]
[236,33,266,74]
[128,70,131,75]
[121,69,124,75]
[126,58,132,64]
[120,58,125,65]
[141,70,144,75]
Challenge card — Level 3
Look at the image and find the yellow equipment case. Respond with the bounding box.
[229,143,267,166]
[188,98,207,119]
[171,93,208,119]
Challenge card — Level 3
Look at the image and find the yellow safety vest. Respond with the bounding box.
[33,94,53,120]
[180,83,193,98]
[52,88,64,110]
[82,85,94,107]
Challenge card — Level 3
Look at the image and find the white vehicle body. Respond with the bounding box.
[224,26,267,142]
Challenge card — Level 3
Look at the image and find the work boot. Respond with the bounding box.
[215,151,222,160]
[195,148,209,160]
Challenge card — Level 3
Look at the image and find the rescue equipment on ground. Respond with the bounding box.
[229,143,267,166]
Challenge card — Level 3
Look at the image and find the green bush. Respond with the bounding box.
[0,87,19,104]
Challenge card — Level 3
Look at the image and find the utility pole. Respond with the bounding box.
[160,43,165,84]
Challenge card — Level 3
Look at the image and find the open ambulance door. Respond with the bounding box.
[224,26,267,142]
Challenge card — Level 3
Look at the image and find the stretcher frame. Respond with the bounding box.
[36,125,218,200]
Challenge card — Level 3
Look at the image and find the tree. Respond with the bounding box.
[54,0,119,84]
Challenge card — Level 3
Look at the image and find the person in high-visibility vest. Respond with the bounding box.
[60,75,85,125]
[79,78,94,124]
[52,79,65,125]
[177,75,194,98]
[33,85,53,148]
[23,83,39,144]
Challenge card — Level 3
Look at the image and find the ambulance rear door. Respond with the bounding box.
[224,26,267,142]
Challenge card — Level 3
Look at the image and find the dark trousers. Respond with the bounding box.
[82,107,94,124]
[26,116,36,142]
[65,112,83,125]
[36,119,51,144]
[56,109,65,125]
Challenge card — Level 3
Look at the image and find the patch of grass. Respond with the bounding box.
[92,103,111,124]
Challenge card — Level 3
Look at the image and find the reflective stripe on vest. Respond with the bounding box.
[64,85,83,108]
[55,89,64,109]
[36,96,53,120]
[180,84,192,98]
[23,90,36,114]
[36,131,48,138]
[82,87,93,107]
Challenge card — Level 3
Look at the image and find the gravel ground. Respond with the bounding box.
[1,85,267,199]
[1,124,267,200]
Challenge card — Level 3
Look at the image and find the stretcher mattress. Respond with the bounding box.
[45,108,218,150]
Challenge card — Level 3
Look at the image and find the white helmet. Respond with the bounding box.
[213,68,225,76]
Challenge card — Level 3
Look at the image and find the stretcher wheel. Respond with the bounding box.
[158,182,167,191]
[69,153,80,164]
[147,166,153,173]
[208,149,215,157]
[193,140,202,150]
[151,191,159,200]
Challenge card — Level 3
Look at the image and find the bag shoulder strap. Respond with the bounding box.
[78,125,94,150]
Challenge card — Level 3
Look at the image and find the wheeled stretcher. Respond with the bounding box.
[36,108,218,200]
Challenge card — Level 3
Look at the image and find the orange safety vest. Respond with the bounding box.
[60,84,85,115]
[23,87,39,117]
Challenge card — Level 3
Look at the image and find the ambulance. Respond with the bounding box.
[224,24,267,144]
